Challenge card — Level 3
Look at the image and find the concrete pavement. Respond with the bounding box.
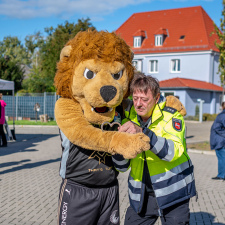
[0,122,224,224]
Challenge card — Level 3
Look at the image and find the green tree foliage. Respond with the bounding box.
[213,0,225,85]
[25,32,44,66]
[0,57,24,93]
[36,18,95,92]
[22,66,53,93]
[0,36,29,65]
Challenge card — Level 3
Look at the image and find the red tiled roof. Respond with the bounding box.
[154,28,168,35]
[133,29,146,37]
[115,6,220,54]
[159,77,223,91]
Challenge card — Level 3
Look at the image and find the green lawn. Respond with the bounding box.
[7,120,57,126]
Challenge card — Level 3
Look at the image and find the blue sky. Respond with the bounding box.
[0,0,223,43]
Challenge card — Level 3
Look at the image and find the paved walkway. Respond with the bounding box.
[0,122,224,224]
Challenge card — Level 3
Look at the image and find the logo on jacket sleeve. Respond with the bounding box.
[172,118,182,131]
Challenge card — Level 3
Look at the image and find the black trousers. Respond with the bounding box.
[0,124,7,146]
[125,194,190,225]
[58,179,120,225]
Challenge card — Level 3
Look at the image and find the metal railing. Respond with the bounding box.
[4,92,59,121]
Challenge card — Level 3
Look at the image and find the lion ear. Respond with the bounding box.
[60,45,72,61]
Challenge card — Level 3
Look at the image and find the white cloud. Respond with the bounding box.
[0,0,216,20]
[0,0,151,19]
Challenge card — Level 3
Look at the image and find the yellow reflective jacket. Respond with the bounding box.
[112,100,196,214]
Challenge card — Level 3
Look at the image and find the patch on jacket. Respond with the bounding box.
[172,118,182,131]
[163,106,176,114]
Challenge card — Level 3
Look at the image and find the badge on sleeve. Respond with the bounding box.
[172,118,182,131]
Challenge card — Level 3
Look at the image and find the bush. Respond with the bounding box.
[184,116,199,121]
[185,113,217,121]
[203,113,217,121]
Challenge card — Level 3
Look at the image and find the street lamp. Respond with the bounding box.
[197,99,205,122]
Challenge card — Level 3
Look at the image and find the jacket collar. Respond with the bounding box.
[151,101,165,124]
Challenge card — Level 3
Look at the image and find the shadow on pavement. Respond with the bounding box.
[1,159,31,168]
[190,212,225,225]
[0,158,61,175]
[13,133,59,142]
[0,134,58,157]
[186,135,194,139]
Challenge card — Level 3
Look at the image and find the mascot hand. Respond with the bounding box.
[166,96,186,116]
[109,132,150,159]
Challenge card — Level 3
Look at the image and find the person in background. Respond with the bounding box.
[112,73,196,225]
[0,93,7,147]
[210,101,225,180]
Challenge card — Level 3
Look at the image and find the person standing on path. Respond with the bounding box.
[0,93,7,147]
[112,73,196,225]
[210,101,225,180]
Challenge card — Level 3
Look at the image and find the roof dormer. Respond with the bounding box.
[133,30,146,48]
[154,28,168,46]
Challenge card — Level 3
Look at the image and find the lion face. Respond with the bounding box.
[72,59,129,124]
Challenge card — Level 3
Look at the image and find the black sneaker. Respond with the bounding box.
[211,176,224,180]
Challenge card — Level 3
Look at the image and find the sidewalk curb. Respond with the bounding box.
[9,125,58,128]
[187,149,215,155]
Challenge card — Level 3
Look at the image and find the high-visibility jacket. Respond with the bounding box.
[112,100,196,215]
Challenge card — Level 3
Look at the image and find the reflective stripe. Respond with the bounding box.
[151,160,192,183]
[115,167,127,172]
[112,157,129,166]
[129,188,141,201]
[151,136,165,154]
[154,173,194,197]
[112,156,130,172]
[162,139,175,161]
[129,178,142,189]
[128,176,142,201]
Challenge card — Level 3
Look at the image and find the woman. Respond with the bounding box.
[0,93,7,147]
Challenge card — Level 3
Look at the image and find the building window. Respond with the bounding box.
[179,35,185,40]
[132,60,142,72]
[149,60,158,73]
[162,92,174,97]
[171,59,180,72]
[132,61,138,69]
[155,35,163,46]
[134,37,141,48]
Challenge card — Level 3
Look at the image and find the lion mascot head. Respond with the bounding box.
[55,29,134,125]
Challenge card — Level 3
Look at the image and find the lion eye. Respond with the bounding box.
[112,70,123,80]
[84,68,96,79]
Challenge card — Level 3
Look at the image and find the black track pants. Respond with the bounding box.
[58,179,120,225]
[125,194,190,225]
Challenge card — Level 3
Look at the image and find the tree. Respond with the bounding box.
[213,0,225,100]
[0,36,30,65]
[0,56,24,93]
[25,32,44,67]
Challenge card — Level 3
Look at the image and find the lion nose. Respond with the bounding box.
[100,86,117,102]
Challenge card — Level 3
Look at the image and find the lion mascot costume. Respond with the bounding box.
[54,29,186,225]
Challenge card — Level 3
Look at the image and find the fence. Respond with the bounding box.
[4,92,59,121]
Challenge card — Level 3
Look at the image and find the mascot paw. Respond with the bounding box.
[109,132,150,159]
[166,96,187,116]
